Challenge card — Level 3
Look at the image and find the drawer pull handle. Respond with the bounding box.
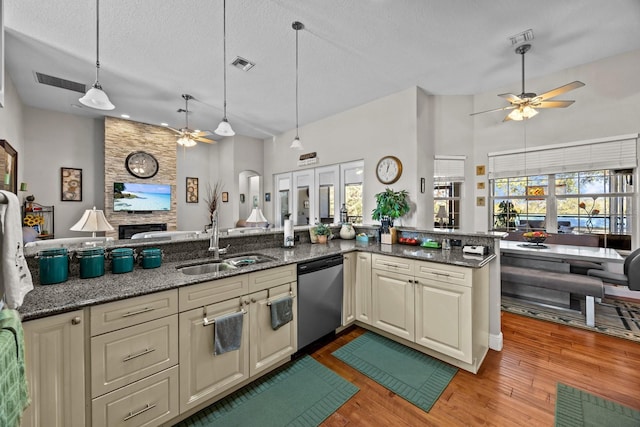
[123,402,157,421]
[122,347,156,362]
[433,272,450,277]
[71,316,81,325]
[382,262,400,268]
[122,307,154,317]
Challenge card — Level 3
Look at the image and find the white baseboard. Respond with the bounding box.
[489,332,503,351]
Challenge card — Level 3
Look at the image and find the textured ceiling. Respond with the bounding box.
[5,0,640,140]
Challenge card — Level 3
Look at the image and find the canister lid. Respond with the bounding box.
[77,247,105,257]
[141,248,161,256]
[38,248,68,256]
[112,248,134,256]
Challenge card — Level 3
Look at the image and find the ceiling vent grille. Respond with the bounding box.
[35,72,86,93]
[231,56,255,72]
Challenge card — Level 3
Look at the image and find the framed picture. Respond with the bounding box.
[476,182,485,190]
[222,192,229,203]
[265,192,271,202]
[476,165,486,176]
[0,140,17,194]
[240,194,245,203]
[476,196,486,207]
[61,167,82,201]
[186,177,198,203]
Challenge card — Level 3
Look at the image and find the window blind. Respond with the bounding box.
[487,134,638,179]
[434,155,466,182]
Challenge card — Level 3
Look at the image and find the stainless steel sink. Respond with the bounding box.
[223,254,277,267]
[179,262,237,275]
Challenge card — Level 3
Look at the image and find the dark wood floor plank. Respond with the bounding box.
[311,311,640,426]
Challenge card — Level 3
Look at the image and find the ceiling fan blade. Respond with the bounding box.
[498,93,524,103]
[470,105,516,116]
[166,126,183,135]
[536,81,585,101]
[193,136,216,144]
[534,100,575,109]
[192,130,215,138]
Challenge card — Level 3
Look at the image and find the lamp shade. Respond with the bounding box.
[246,207,268,226]
[79,84,115,110]
[436,205,447,219]
[70,207,114,237]
[177,135,197,147]
[214,118,235,136]
[290,136,303,150]
[508,105,538,121]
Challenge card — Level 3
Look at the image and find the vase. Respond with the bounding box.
[317,235,328,244]
[339,223,356,240]
[309,227,318,243]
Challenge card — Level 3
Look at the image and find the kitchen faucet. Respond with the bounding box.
[208,212,229,260]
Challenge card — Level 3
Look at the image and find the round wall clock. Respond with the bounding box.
[376,155,403,184]
[125,151,159,179]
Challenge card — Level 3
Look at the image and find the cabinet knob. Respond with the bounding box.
[244,300,250,305]
[250,298,256,303]
[71,316,81,325]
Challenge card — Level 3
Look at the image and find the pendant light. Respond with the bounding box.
[214,0,235,136]
[79,0,115,110]
[290,21,304,150]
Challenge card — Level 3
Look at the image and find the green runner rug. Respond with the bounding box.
[555,383,640,427]
[176,355,358,427]
[331,331,457,412]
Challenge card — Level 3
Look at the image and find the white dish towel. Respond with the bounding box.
[0,191,34,309]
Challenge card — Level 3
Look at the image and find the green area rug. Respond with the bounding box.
[555,383,640,427]
[331,331,457,412]
[502,296,640,343]
[176,355,358,427]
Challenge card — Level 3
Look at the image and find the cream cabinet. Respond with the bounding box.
[354,252,372,324]
[22,310,86,427]
[90,290,179,427]
[179,296,249,413]
[342,253,356,325]
[370,253,489,373]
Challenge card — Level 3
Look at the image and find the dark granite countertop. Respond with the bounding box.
[18,241,495,321]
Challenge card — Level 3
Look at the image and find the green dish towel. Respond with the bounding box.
[0,309,30,427]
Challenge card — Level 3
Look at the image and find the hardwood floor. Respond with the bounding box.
[311,312,640,426]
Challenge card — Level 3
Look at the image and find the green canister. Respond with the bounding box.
[38,248,69,285]
[77,247,105,279]
[140,248,162,269]
[111,248,135,274]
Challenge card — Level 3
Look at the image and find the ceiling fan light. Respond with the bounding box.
[214,118,235,136]
[522,106,538,119]
[177,135,197,147]
[79,83,115,110]
[290,136,303,150]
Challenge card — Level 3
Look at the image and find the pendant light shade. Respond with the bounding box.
[215,0,235,136]
[290,21,304,150]
[79,0,115,111]
[507,105,539,121]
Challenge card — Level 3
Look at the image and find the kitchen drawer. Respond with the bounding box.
[91,314,178,397]
[92,365,179,427]
[248,264,296,293]
[179,274,249,312]
[91,289,178,336]
[414,260,471,287]
[372,254,415,275]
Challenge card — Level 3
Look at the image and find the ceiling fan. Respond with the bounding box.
[168,94,216,146]
[471,44,585,121]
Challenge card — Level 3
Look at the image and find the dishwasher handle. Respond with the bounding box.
[297,255,343,274]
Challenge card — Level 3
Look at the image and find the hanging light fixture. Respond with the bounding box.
[79,0,115,110]
[290,21,304,150]
[214,0,235,136]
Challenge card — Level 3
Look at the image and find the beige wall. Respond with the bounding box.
[0,73,25,184]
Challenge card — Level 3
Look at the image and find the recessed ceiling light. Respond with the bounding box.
[161,122,169,127]
[121,114,130,119]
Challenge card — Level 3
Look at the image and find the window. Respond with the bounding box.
[434,182,461,229]
[490,169,634,248]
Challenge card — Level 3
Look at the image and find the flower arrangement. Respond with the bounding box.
[313,223,331,236]
[579,198,599,233]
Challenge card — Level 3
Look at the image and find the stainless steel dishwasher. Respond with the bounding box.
[297,254,344,351]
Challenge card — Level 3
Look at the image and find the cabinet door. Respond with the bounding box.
[354,252,372,324]
[178,297,249,413]
[371,269,415,341]
[415,278,472,363]
[22,310,86,427]
[342,253,356,326]
[249,283,297,376]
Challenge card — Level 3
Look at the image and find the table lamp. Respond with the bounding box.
[436,205,448,229]
[70,206,114,237]
[246,207,268,227]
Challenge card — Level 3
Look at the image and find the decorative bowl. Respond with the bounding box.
[522,232,548,245]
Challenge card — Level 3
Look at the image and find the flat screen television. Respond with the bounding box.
[114,182,171,212]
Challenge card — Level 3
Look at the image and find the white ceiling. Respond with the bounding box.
[5,0,640,140]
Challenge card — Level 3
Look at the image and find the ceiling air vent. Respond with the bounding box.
[35,72,86,93]
[231,56,255,72]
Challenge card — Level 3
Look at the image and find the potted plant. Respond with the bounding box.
[494,200,518,231]
[371,188,410,228]
[313,223,331,244]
